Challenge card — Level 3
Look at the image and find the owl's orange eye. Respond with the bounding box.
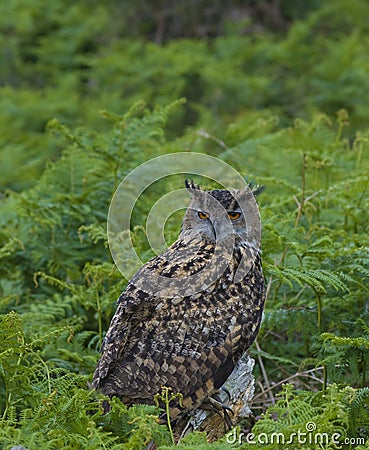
[198,211,209,220]
[228,211,241,220]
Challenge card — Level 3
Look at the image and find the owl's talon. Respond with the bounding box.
[208,395,233,414]
[223,408,234,430]
[222,404,234,414]
[202,396,234,430]
[221,386,232,401]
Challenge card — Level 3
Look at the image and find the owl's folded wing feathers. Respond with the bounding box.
[93,236,216,389]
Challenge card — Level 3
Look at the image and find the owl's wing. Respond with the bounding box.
[92,282,147,386]
[93,235,216,389]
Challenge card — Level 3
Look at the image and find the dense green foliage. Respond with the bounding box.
[1,1,369,449]
[2,0,369,191]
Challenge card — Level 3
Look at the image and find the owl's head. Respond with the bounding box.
[180,179,262,247]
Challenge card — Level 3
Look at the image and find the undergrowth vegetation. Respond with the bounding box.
[1,1,369,449]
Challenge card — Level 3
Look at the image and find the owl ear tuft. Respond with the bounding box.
[247,181,265,197]
[185,179,202,192]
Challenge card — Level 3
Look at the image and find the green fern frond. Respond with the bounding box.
[0,237,25,260]
[33,271,83,294]
[78,224,108,246]
[267,265,350,293]
[321,333,369,350]
[346,387,369,436]
[244,384,352,449]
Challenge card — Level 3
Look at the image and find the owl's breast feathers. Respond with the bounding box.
[93,236,265,417]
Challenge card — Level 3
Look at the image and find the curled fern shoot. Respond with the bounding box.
[154,386,183,444]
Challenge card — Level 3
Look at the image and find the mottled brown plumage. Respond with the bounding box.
[93,180,265,420]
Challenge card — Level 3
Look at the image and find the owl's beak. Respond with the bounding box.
[211,218,234,242]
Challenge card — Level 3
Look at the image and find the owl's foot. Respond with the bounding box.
[220,386,232,401]
[202,394,234,430]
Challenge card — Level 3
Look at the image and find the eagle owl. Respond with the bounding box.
[93,180,265,421]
